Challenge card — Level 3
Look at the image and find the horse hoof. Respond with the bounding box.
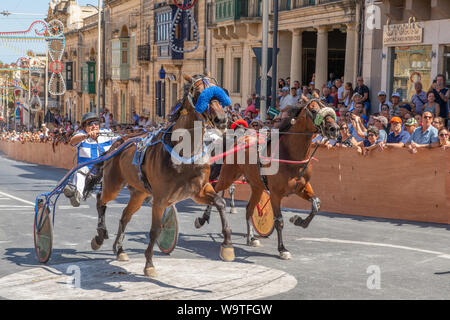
[194,218,203,229]
[117,252,129,262]
[230,207,238,214]
[280,251,292,260]
[249,239,262,247]
[91,237,102,251]
[220,245,235,262]
[144,267,157,277]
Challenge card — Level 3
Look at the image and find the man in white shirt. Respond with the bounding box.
[377,91,392,113]
[278,87,291,111]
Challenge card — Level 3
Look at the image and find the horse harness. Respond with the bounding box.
[257,99,334,193]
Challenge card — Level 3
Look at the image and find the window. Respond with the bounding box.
[391,45,432,101]
[217,58,224,87]
[233,57,241,93]
[155,10,172,43]
[146,75,150,95]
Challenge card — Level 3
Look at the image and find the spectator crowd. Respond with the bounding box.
[1,73,449,153]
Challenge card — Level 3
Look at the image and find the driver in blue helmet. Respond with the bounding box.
[63,112,117,207]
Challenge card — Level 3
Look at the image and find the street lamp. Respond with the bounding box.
[86,2,102,117]
[159,66,166,118]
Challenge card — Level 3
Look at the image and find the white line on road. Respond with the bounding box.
[0,205,33,208]
[0,191,34,205]
[58,205,90,209]
[296,237,450,259]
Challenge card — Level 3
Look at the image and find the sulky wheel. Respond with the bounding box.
[251,191,275,238]
[156,205,179,254]
[33,200,53,263]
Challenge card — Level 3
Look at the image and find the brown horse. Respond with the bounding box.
[85,74,233,277]
[195,99,339,259]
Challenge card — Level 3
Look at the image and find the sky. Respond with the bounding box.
[0,0,99,64]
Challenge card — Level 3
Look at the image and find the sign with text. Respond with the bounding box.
[383,18,423,46]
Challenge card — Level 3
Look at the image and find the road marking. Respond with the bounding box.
[0,198,11,200]
[0,258,297,300]
[58,205,90,209]
[0,191,34,205]
[0,205,33,208]
[296,237,450,259]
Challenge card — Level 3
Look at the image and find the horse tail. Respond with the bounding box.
[82,161,105,201]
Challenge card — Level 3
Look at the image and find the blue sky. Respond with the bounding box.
[0,0,98,64]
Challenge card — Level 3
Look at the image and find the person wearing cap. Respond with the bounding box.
[404,117,419,136]
[405,111,439,154]
[63,112,118,207]
[390,92,402,117]
[377,91,392,113]
[352,112,387,143]
[380,117,410,149]
[399,103,412,121]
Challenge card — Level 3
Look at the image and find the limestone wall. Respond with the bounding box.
[1,141,448,224]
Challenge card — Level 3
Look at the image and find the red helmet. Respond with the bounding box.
[230,119,248,130]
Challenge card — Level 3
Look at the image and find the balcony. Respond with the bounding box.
[138,44,151,63]
[112,64,129,81]
[292,0,315,9]
[215,0,261,23]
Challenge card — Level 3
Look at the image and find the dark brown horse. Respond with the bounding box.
[85,74,233,277]
[195,99,339,259]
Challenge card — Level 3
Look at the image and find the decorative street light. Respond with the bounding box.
[159,65,166,80]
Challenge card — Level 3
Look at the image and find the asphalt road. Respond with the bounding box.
[0,150,449,300]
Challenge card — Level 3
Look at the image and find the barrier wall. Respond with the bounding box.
[1,140,449,224]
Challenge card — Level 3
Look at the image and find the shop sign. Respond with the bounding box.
[383,17,423,46]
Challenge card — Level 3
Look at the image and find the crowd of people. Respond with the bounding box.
[1,74,449,153]
[231,73,450,153]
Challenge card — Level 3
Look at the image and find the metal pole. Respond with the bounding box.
[6,74,9,130]
[45,42,48,125]
[102,6,106,112]
[28,70,31,130]
[260,0,269,122]
[271,0,278,109]
[97,0,102,117]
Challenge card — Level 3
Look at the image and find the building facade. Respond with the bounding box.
[365,0,450,106]
[207,0,362,107]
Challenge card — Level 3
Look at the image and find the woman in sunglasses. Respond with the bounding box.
[356,126,380,156]
[63,112,117,207]
[438,128,449,148]
[335,121,357,148]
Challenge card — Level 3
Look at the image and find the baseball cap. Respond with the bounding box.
[378,91,386,96]
[405,118,418,126]
[373,115,388,125]
[390,116,402,124]
[392,92,401,98]
[281,87,289,92]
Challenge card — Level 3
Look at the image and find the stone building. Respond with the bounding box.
[207,0,362,107]
[364,0,450,107]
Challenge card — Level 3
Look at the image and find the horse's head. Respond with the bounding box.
[304,99,339,140]
[183,73,228,132]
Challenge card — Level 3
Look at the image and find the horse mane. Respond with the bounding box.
[278,105,303,133]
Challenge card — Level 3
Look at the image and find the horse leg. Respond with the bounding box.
[229,184,238,214]
[91,188,120,251]
[113,190,148,261]
[271,195,291,260]
[245,187,264,247]
[144,203,165,277]
[195,183,234,262]
[289,182,320,229]
[194,164,240,229]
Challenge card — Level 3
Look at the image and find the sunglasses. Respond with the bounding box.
[439,133,449,137]
[368,133,376,137]
[423,116,432,119]
[340,127,348,130]
[87,121,99,126]
[432,121,441,124]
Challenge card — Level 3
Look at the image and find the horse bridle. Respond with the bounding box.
[286,98,337,137]
[187,75,220,127]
